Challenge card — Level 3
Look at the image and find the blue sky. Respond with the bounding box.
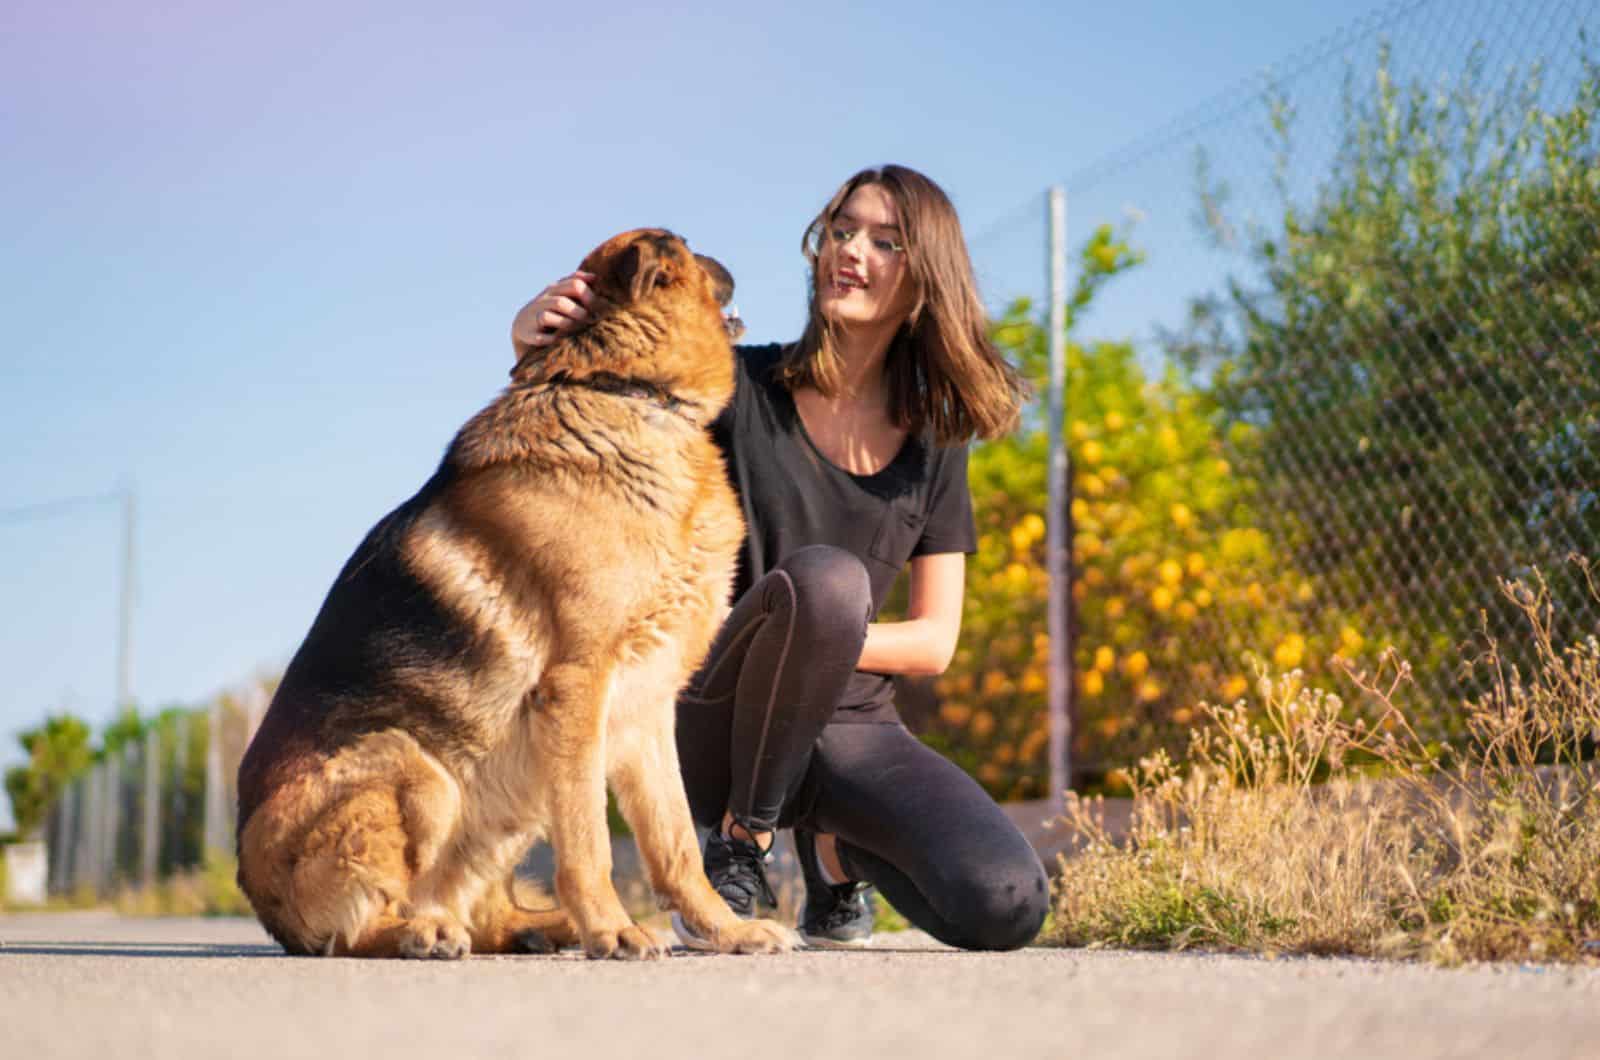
[0,0,1429,827]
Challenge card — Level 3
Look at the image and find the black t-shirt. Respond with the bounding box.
[711,343,978,720]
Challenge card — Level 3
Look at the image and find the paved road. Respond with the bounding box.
[3,912,1598,1060]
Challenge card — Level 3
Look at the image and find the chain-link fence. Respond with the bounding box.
[935,0,1600,794]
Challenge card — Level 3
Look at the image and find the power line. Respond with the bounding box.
[0,487,137,710]
[1059,0,1440,194]
[0,492,123,527]
[969,192,1046,251]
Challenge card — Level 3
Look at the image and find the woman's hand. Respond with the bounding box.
[511,271,596,358]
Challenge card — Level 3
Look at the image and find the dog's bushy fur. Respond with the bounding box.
[236,230,792,959]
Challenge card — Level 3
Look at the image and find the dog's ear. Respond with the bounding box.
[695,254,736,307]
[614,241,674,303]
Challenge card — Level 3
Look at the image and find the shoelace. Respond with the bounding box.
[709,835,777,910]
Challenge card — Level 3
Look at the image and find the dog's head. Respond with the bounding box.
[513,229,740,418]
[593,229,735,315]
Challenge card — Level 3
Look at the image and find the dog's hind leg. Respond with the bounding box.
[469,876,580,954]
[292,784,473,959]
[239,733,472,959]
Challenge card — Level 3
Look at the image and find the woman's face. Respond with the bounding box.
[815,183,917,332]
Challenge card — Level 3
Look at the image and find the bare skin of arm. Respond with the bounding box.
[859,551,965,676]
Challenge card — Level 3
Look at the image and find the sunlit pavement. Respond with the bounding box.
[3,912,1598,1060]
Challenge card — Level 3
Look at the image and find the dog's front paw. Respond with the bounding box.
[397,916,472,960]
[583,922,669,961]
[714,917,797,955]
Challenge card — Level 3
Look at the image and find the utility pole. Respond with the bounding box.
[1046,186,1073,814]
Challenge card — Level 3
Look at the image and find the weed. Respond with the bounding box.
[1048,564,1600,964]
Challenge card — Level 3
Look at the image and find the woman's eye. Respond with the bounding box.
[831,227,854,243]
[873,238,901,254]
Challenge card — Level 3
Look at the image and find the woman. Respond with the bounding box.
[511,165,1049,951]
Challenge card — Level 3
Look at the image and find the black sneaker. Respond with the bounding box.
[672,828,776,951]
[795,829,874,949]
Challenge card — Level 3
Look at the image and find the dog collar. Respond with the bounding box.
[546,371,695,416]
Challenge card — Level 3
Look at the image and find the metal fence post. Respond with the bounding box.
[1046,185,1073,812]
[169,712,189,871]
[101,754,121,895]
[80,764,100,895]
[142,726,160,888]
[49,781,74,894]
[204,699,229,857]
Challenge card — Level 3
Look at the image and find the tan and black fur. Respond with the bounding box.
[236,230,792,960]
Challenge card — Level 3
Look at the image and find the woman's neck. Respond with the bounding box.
[794,320,912,476]
[826,319,899,405]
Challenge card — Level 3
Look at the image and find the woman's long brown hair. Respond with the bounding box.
[780,165,1029,445]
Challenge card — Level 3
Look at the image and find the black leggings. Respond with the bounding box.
[675,545,1050,951]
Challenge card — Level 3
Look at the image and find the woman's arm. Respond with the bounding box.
[856,551,965,676]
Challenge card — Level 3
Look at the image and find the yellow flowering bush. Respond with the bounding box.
[921,225,1386,798]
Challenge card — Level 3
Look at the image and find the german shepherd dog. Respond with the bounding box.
[236,230,793,960]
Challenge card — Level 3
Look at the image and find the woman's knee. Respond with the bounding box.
[771,545,872,635]
[942,853,1051,951]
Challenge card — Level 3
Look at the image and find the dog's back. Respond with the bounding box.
[237,470,464,834]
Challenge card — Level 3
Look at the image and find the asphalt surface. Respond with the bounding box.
[3,912,1599,1060]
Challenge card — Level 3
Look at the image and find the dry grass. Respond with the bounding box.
[1047,566,1600,963]
[112,853,254,918]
